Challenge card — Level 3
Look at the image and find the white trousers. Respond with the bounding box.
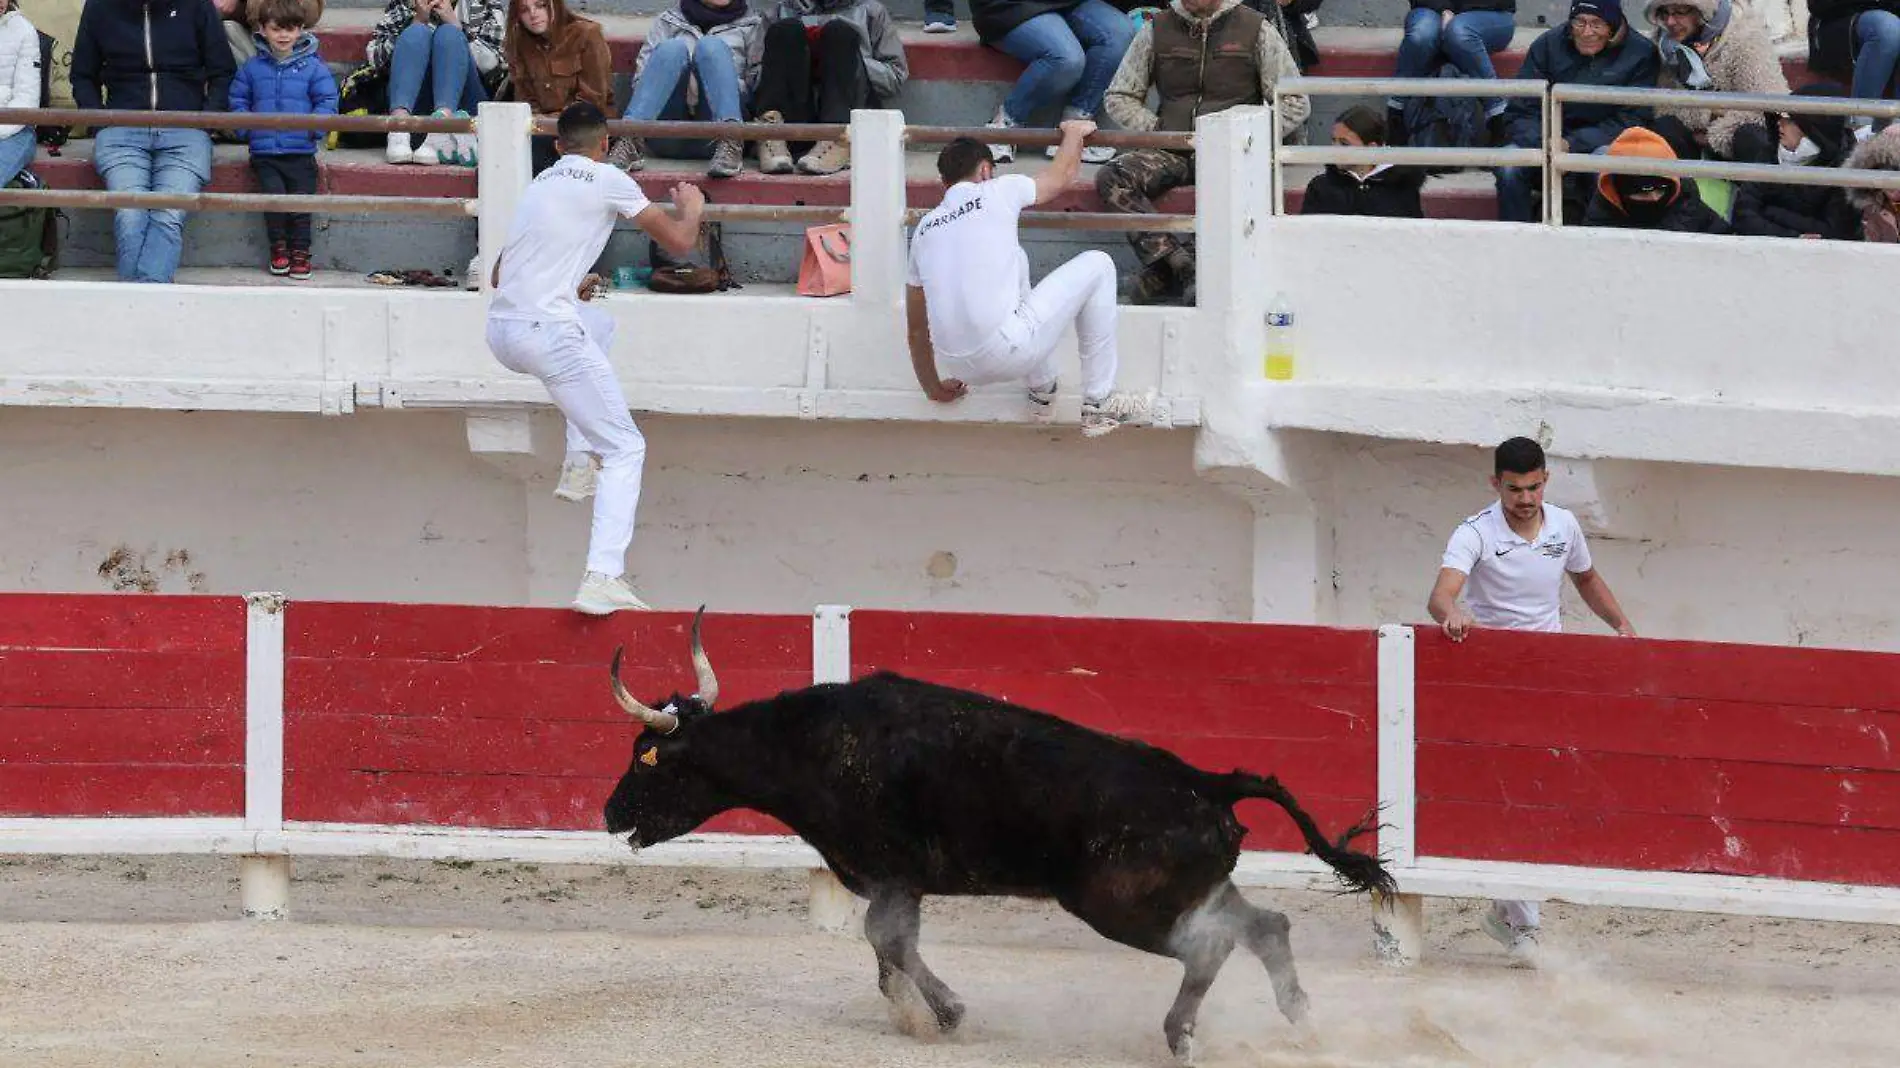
[939,249,1120,401]
[486,310,646,579]
[1493,899,1540,929]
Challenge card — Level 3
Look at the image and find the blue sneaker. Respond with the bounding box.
[924,11,956,32]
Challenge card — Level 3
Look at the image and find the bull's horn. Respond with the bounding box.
[690,605,719,709]
[610,646,679,734]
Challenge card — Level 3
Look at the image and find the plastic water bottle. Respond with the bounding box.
[1264,292,1296,381]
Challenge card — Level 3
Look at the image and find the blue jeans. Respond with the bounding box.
[1854,10,1900,103]
[387,22,487,114]
[996,0,1135,124]
[1392,8,1515,117]
[1495,163,1536,222]
[624,35,746,122]
[93,127,212,283]
[0,127,35,188]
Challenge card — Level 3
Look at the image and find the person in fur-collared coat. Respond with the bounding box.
[1646,0,1789,161]
[1845,124,1900,240]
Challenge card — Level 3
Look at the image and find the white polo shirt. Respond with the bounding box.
[1441,502,1593,633]
[905,173,1036,359]
[489,155,652,325]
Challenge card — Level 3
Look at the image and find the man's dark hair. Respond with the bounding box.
[1494,436,1547,476]
[256,0,308,28]
[936,138,994,185]
[557,101,609,148]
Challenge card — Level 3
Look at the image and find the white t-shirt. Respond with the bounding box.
[488,155,652,324]
[905,174,1037,359]
[1441,502,1594,633]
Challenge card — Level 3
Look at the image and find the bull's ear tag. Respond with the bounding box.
[640,748,659,767]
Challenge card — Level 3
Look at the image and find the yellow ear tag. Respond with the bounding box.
[640,748,659,767]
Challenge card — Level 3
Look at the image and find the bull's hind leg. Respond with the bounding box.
[1214,882,1310,1025]
[1161,906,1237,1065]
[864,888,966,1037]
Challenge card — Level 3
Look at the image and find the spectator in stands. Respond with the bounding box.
[974,0,1134,165]
[1581,125,1731,231]
[1644,0,1785,163]
[1845,124,1900,240]
[1427,435,1635,968]
[366,0,508,166]
[1495,0,1658,223]
[1098,0,1307,304]
[0,0,40,190]
[1301,104,1425,217]
[1808,0,1900,141]
[1385,0,1518,148]
[752,0,908,175]
[72,0,235,284]
[506,0,612,175]
[607,0,763,179]
[1734,83,1861,240]
[215,0,323,66]
[230,0,339,281]
[905,124,1152,436]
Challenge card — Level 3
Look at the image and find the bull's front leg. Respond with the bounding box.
[864,888,966,1038]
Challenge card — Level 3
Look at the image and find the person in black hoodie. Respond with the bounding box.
[1733,82,1862,241]
[72,0,237,283]
[1581,125,1730,232]
[1301,105,1425,217]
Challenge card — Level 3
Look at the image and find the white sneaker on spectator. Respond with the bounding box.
[987,106,1016,164]
[386,130,413,164]
[414,112,456,165]
[1080,389,1153,438]
[573,572,652,615]
[554,454,600,502]
[1045,108,1116,163]
[1480,911,1541,968]
[451,110,478,166]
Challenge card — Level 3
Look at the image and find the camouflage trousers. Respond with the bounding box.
[1094,148,1196,294]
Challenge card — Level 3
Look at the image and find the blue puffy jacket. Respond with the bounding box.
[229,32,338,156]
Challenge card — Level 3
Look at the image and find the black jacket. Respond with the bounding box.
[1582,180,1732,234]
[1300,165,1425,218]
[1732,179,1860,239]
[1504,26,1659,153]
[969,0,1081,44]
[72,0,235,113]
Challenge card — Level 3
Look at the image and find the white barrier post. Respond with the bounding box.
[242,593,291,920]
[846,110,907,310]
[1372,624,1421,964]
[807,605,862,935]
[476,102,535,293]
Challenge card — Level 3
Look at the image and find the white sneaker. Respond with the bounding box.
[386,130,413,164]
[451,110,478,166]
[553,455,599,502]
[573,572,652,615]
[987,107,1016,164]
[1048,143,1119,164]
[1480,911,1541,968]
[414,129,454,166]
[1079,389,1153,438]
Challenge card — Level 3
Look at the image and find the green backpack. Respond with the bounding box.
[0,171,61,280]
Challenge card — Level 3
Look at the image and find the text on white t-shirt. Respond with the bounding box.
[488,155,652,324]
[1440,502,1593,632]
[904,173,1037,359]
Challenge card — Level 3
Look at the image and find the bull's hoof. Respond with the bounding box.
[1277,988,1312,1027]
[884,972,940,1042]
[933,998,966,1034]
[1167,1023,1198,1066]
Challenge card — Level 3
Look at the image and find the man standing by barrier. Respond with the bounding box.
[1425,435,1637,965]
[485,101,706,615]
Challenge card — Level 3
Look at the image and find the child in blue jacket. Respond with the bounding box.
[230,0,340,279]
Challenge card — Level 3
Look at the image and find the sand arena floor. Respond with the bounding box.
[1,855,1896,1068]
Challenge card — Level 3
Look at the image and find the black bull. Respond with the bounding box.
[602,613,1394,1063]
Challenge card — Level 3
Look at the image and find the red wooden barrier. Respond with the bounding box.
[282,603,810,833]
[1414,628,1900,887]
[0,593,246,817]
[849,611,1379,853]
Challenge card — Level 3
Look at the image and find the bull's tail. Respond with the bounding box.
[1213,772,1396,896]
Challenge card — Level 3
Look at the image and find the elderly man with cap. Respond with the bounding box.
[1494,0,1659,222]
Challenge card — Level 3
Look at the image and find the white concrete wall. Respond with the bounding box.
[0,408,1252,620]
